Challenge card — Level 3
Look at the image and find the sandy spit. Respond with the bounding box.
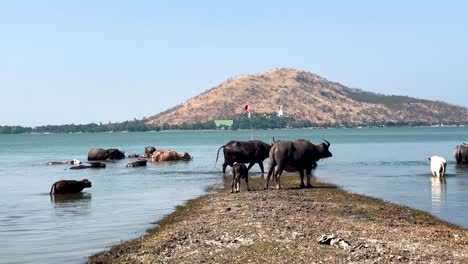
[90,175,468,263]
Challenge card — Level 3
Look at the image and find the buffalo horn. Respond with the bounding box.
[322,139,330,147]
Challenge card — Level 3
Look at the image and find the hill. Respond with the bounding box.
[147,68,468,127]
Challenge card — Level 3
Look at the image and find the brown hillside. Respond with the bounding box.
[147,68,468,126]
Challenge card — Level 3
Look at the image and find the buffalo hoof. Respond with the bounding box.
[299,183,306,188]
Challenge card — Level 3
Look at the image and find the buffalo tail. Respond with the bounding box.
[50,183,56,195]
[216,145,225,163]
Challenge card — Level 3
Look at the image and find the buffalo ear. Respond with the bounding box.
[428,157,431,161]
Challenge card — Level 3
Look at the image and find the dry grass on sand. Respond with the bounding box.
[90,174,468,263]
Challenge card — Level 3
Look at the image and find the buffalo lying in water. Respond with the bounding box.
[70,162,106,169]
[216,140,271,174]
[145,146,157,157]
[151,150,192,162]
[48,159,81,165]
[454,143,468,165]
[126,159,147,167]
[266,139,332,189]
[50,179,92,195]
[88,148,125,161]
[128,153,144,158]
[127,146,157,159]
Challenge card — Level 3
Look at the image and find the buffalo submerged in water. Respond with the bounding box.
[216,140,271,173]
[50,179,92,195]
[454,143,468,165]
[87,148,125,161]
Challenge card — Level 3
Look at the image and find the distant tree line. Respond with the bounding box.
[1,115,466,134]
[0,119,159,134]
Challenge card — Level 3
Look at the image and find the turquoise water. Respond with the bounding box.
[1,127,467,263]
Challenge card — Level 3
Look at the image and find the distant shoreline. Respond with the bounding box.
[89,175,468,263]
[1,124,466,135]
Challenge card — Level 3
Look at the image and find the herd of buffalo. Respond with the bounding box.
[48,146,192,195]
[48,140,468,195]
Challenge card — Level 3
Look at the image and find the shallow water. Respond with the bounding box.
[0,127,467,263]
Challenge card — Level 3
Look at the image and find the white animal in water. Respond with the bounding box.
[47,159,82,165]
[428,156,447,177]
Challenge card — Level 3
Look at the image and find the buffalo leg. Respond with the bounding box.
[265,160,277,189]
[258,162,265,174]
[274,167,284,189]
[299,170,306,188]
[245,176,250,191]
[231,176,235,193]
[273,159,286,189]
[305,168,313,187]
[222,162,229,174]
[247,162,255,171]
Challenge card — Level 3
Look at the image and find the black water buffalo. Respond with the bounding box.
[145,146,157,157]
[88,148,125,161]
[231,163,250,193]
[70,162,106,169]
[216,140,271,173]
[126,159,147,167]
[50,179,92,195]
[454,143,468,165]
[266,139,332,189]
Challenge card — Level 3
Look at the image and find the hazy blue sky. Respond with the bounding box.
[1,0,467,126]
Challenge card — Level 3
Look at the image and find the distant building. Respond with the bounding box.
[214,120,234,128]
[277,105,284,117]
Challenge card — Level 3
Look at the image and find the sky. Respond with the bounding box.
[1,0,467,127]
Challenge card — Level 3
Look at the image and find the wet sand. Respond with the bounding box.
[90,175,468,263]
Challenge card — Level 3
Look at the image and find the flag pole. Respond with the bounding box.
[245,104,253,140]
[248,111,253,140]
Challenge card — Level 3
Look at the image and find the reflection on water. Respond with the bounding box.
[431,177,446,213]
[51,193,92,217]
[50,193,92,204]
[455,164,468,175]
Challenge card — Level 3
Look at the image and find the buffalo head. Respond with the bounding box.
[145,146,156,156]
[320,139,333,158]
[81,179,92,188]
[107,149,125,160]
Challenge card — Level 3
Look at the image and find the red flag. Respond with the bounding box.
[244,104,251,118]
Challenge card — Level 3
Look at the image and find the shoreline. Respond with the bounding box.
[89,175,468,263]
[1,124,466,135]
